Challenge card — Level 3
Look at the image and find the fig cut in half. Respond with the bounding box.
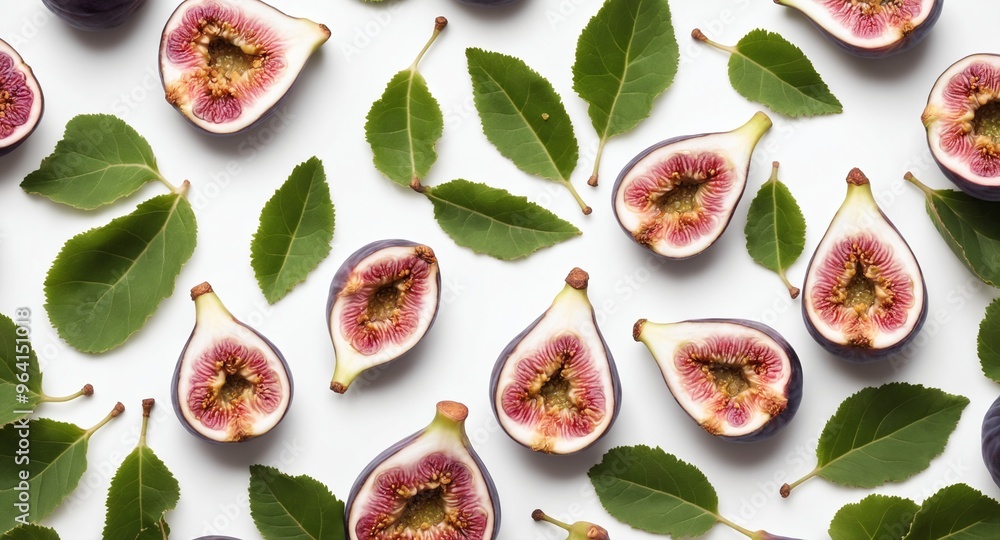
[634,318,803,442]
[923,54,1000,200]
[172,282,293,443]
[612,111,771,259]
[984,394,1000,489]
[159,0,330,135]
[0,39,43,157]
[490,268,621,455]
[802,169,927,361]
[346,400,501,540]
[328,240,441,394]
[775,0,941,58]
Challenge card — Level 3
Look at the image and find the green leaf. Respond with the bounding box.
[1,525,60,540]
[783,383,969,497]
[365,19,446,187]
[419,179,581,260]
[694,28,842,117]
[21,114,167,210]
[572,0,678,186]
[0,404,123,526]
[248,465,345,540]
[979,299,1000,383]
[250,158,335,304]
[906,173,1000,287]
[903,484,1000,539]
[744,162,806,298]
[829,494,918,540]
[587,445,719,537]
[466,48,590,214]
[44,189,198,353]
[103,400,180,540]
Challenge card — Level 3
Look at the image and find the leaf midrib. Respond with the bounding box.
[426,189,573,235]
[598,2,641,144]
[259,480,320,540]
[597,474,719,525]
[733,40,837,109]
[268,170,321,288]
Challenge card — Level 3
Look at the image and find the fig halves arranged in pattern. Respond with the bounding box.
[172,282,293,443]
[634,318,803,442]
[327,239,441,394]
[490,268,621,455]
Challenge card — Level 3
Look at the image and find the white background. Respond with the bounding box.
[2,0,999,539]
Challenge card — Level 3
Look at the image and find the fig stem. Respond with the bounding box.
[39,383,94,403]
[561,179,593,215]
[780,467,819,498]
[139,398,154,448]
[588,138,608,187]
[84,401,125,438]
[409,16,448,72]
[532,509,571,531]
[691,28,737,54]
[903,171,935,199]
[716,514,758,538]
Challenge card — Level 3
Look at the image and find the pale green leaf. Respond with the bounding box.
[744,162,806,297]
[421,179,580,260]
[250,158,335,304]
[829,494,918,540]
[572,0,678,184]
[903,484,1000,539]
[248,465,345,540]
[695,28,842,117]
[21,114,166,210]
[1,525,60,540]
[587,445,719,537]
[366,69,443,187]
[0,314,41,426]
[44,191,198,353]
[978,299,1000,383]
[0,406,121,525]
[103,402,180,540]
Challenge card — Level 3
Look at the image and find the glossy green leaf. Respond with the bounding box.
[248,465,345,540]
[250,158,335,304]
[694,28,842,117]
[365,20,446,187]
[21,114,167,210]
[829,494,918,540]
[783,383,969,497]
[0,404,123,526]
[745,162,806,298]
[44,190,198,353]
[420,179,581,260]
[906,173,1000,287]
[979,298,1000,383]
[903,484,1000,539]
[572,0,678,185]
[588,445,719,537]
[1,525,60,540]
[103,400,180,540]
[466,48,590,214]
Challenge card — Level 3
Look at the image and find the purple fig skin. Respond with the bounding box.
[781,0,941,58]
[611,133,748,260]
[984,394,1000,489]
[171,285,294,444]
[0,39,43,158]
[42,0,147,31]
[488,275,622,455]
[344,402,501,540]
[325,239,442,386]
[455,0,520,5]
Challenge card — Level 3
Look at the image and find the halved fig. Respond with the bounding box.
[634,318,802,442]
[490,268,621,455]
[775,0,941,58]
[158,0,330,135]
[984,394,1000,489]
[0,39,43,157]
[922,54,1000,200]
[346,400,501,540]
[802,169,927,361]
[42,0,147,31]
[172,282,293,443]
[328,240,441,394]
[612,111,771,259]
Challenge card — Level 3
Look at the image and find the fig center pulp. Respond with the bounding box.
[0,90,9,115]
[220,371,252,403]
[538,365,573,410]
[844,261,878,311]
[707,363,750,397]
[207,38,260,77]
[396,487,447,532]
[654,179,701,214]
[366,280,407,322]
[973,101,1000,143]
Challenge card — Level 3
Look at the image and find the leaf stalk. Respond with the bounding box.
[780,467,819,498]
[85,401,125,438]
[410,16,448,72]
[691,28,737,54]
[588,138,608,187]
[40,383,94,403]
